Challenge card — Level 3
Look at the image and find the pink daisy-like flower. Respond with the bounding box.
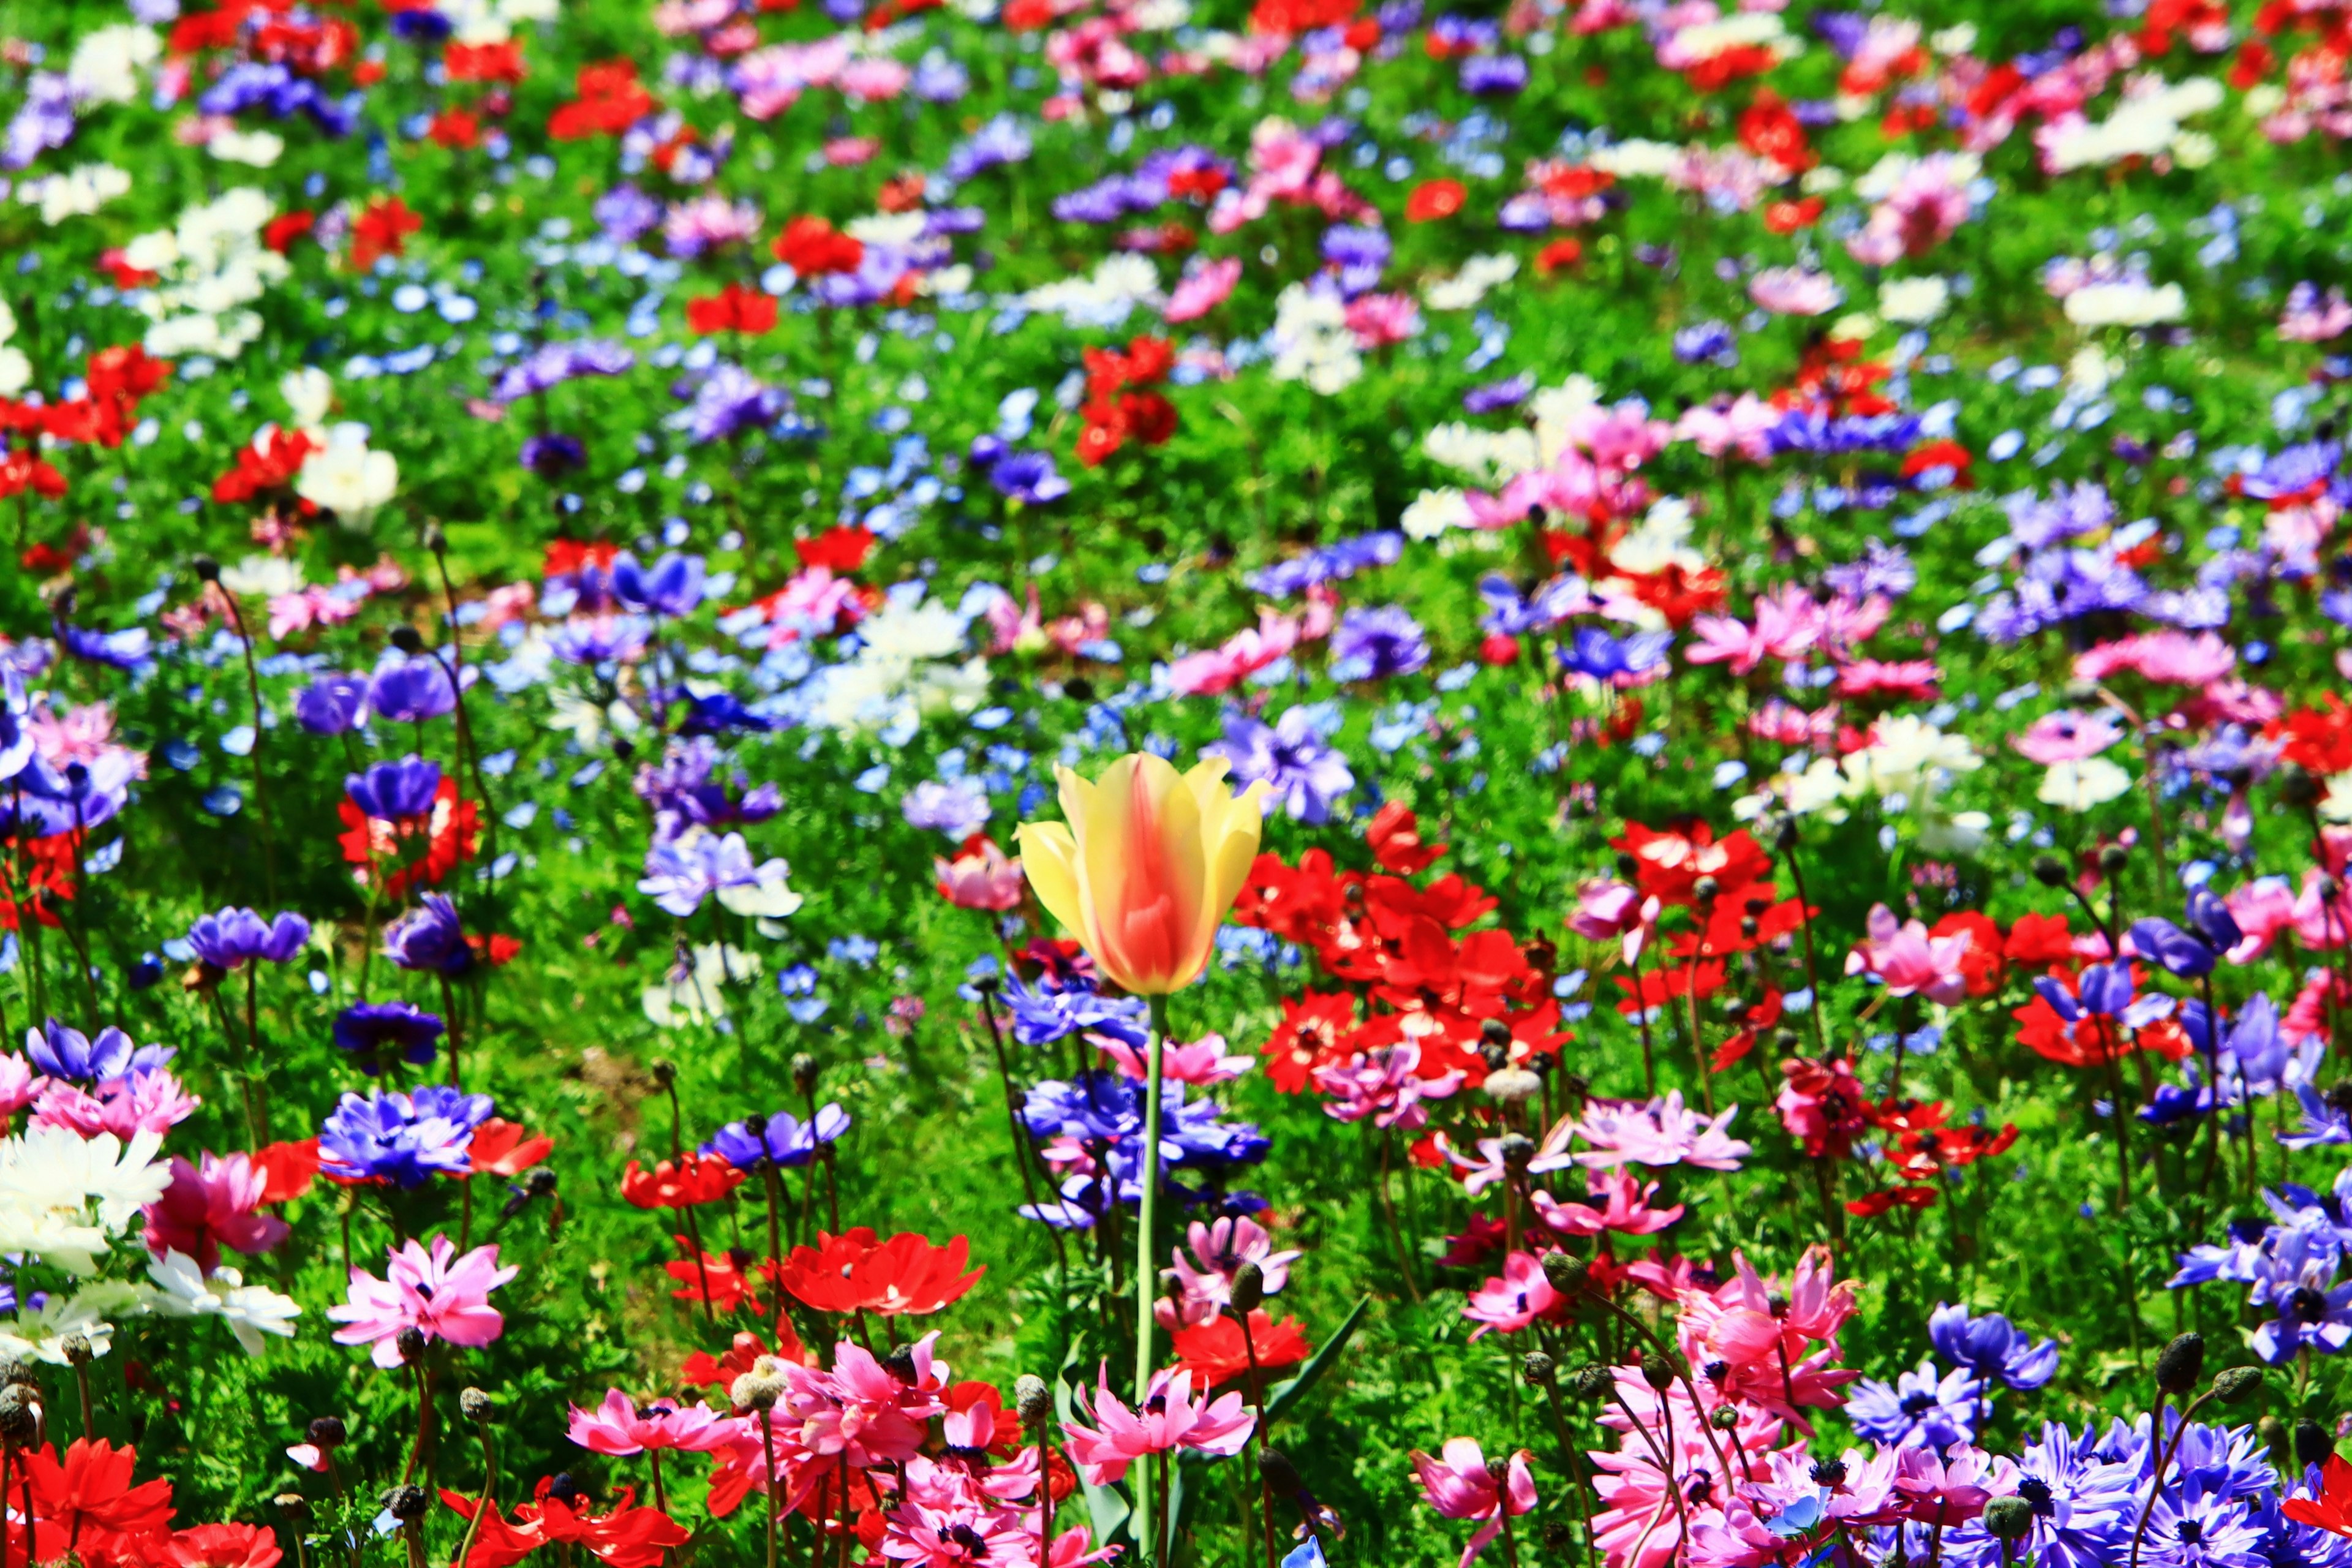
[328,1234,518,1368]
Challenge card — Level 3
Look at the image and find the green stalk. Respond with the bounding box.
[1134,991,1172,1565]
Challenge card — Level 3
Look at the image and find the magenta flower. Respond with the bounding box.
[1567,880,1659,963]
[779,1334,947,1472]
[1844,903,1972,1006]
[1159,1215,1302,1329]
[1569,1091,1752,1172]
[1312,1041,1463,1130]
[1891,1443,2011,1528]
[141,1153,288,1276]
[1529,1169,1683,1238]
[328,1235,518,1368]
[2011,709,2124,765]
[1409,1438,1536,1568]
[1463,1251,1560,1340]
[1060,1366,1254,1486]
[567,1389,745,1455]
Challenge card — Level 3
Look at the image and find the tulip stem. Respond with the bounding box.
[1135,992,1171,1564]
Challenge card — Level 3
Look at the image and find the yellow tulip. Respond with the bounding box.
[1014,752,1269,996]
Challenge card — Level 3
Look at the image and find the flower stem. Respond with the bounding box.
[1134,992,1172,1565]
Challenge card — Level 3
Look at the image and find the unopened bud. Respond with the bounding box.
[1569,1365,1612,1402]
[2211,1366,2264,1406]
[791,1054,820,1095]
[2097,843,2130,878]
[1692,875,1720,903]
[2154,1333,2206,1396]
[191,555,222,583]
[58,1336,90,1368]
[383,1485,428,1523]
[1640,1352,1675,1392]
[1259,1447,1302,1497]
[1498,1134,1536,1170]
[1983,1496,2033,1540]
[2297,1418,2334,1471]
[308,1416,347,1448]
[2031,854,2068,888]
[1484,1067,1542,1104]
[2283,763,2323,808]
[395,1327,429,1366]
[1014,1374,1052,1428]
[389,625,425,655]
[422,521,448,556]
[1521,1351,1556,1387]
[1541,1253,1588,1296]
[0,1388,38,1446]
[275,1494,309,1522]
[460,1387,492,1422]
[1710,1405,1740,1431]
[731,1371,783,1412]
[1231,1262,1265,1314]
[649,1058,677,1088]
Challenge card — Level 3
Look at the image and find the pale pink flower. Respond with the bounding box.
[1844,902,1972,1005]
[567,1389,744,1455]
[1570,1091,1751,1170]
[1060,1366,1253,1485]
[28,701,139,773]
[1749,698,1842,748]
[934,836,1026,912]
[662,197,762,257]
[329,1235,518,1368]
[1559,399,1671,472]
[1164,257,1242,323]
[1410,1438,1536,1568]
[1747,266,1841,316]
[2282,282,2352,343]
[1099,1031,1254,1086]
[141,1152,288,1275]
[0,1054,43,1117]
[2072,630,2234,687]
[1443,1117,1580,1195]
[1673,393,1780,462]
[837,57,910,101]
[1344,291,1422,349]
[2011,709,2123,764]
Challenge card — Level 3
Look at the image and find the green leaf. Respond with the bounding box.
[1263,1295,1370,1429]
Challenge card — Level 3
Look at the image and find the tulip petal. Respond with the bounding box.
[1014,819,1083,937]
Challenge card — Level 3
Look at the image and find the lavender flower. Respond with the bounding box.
[902,776,993,839]
[491,339,636,404]
[186,908,312,971]
[296,673,369,734]
[369,657,457,724]
[1847,1357,1985,1449]
[1928,1303,2060,1391]
[384,894,472,975]
[26,1019,135,1082]
[347,756,443,821]
[1205,708,1354,824]
[318,1085,493,1187]
[702,1104,852,1169]
[333,1001,446,1075]
[987,449,1070,505]
[1329,605,1430,681]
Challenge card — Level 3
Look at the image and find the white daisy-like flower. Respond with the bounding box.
[146,1251,301,1355]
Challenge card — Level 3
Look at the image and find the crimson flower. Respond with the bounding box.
[620,1151,745,1209]
[777,1227,984,1317]
[469,1118,554,1177]
[350,196,423,271]
[2286,1453,2352,1537]
[24,1440,175,1545]
[441,1479,688,1568]
[686,285,779,337]
[1170,1310,1311,1388]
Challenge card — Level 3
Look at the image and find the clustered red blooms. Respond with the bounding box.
[0,1439,287,1568]
[1075,336,1179,467]
[211,427,318,508]
[338,775,481,899]
[0,345,173,505]
[1236,801,1569,1098]
[548,59,660,141]
[773,215,864,277]
[686,283,781,337]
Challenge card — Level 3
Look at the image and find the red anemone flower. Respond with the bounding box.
[1170,1310,1311,1388]
[776,1227,984,1316]
[620,1151,745,1209]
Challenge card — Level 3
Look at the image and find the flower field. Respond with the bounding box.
[13,0,2352,1563]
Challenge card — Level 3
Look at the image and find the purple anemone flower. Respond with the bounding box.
[318,1085,493,1186]
[26,1018,136,1082]
[701,1104,853,1169]
[296,673,369,734]
[987,449,1069,505]
[347,757,443,821]
[186,907,312,971]
[384,894,472,976]
[332,1001,447,1075]
[369,657,457,724]
[1928,1303,2060,1391]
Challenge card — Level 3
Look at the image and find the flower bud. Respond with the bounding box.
[422,521,448,556]
[191,555,222,583]
[1485,1068,1542,1105]
[1539,1521,1575,1554]
[1479,1018,1512,1049]
[1014,1374,1052,1429]
[460,1388,493,1423]
[2211,1366,2263,1406]
[1983,1496,2033,1540]
[308,1415,348,1448]
[1259,1447,1302,1497]
[2283,763,2323,808]
[395,1327,429,1366]
[731,1371,782,1412]
[1710,1405,1740,1431]
[1485,1456,1513,1484]
[1640,1352,1675,1392]
[1521,1351,1555,1387]
[383,1485,428,1523]
[58,1336,89,1368]
[1569,1365,1612,1402]
[1231,1262,1265,1314]
[389,626,426,656]
[1498,1134,1536,1171]
[0,1387,39,1446]
[2030,854,2068,888]
[1692,875,1720,904]
[881,1346,919,1385]
[791,1054,820,1095]
[275,1494,309,1522]
[2154,1333,2205,1395]
[649,1058,677,1088]
[2297,1418,2333,1471]
[2097,843,2130,878]
[1541,1253,1588,1296]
